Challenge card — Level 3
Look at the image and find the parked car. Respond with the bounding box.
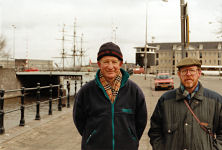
[133,67,144,74]
[154,73,174,91]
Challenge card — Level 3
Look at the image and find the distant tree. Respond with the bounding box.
[0,35,6,51]
[217,20,222,38]
[0,35,10,58]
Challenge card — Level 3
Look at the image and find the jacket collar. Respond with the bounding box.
[176,82,204,101]
[95,68,129,88]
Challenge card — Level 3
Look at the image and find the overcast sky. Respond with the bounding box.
[0,0,222,66]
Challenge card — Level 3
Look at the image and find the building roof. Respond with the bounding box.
[135,41,222,51]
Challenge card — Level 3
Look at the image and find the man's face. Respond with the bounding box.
[98,56,123,82]
[177,66,201,91]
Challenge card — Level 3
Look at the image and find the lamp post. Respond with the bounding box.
[12,25,16,59]
[112,26,118,43]
[180,0,186,58]
[144,3,148,80]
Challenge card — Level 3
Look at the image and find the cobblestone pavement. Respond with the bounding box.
[1,75,222,150]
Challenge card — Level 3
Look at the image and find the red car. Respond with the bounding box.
[133,67,144,74]
[154,73,174,91]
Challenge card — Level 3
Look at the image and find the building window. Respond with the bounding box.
[219,52,221,58]
[200,52,202,58]
[173,60,175,65]
[186,52,188,57]
[156,60,159,65]
[156,53,159,58]
[136,49,141,53]
[199,44,203,49]
[218,44,222,49]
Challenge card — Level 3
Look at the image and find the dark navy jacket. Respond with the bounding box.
[73,69,147,150]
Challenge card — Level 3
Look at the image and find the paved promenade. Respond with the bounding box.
[1,74,222,150]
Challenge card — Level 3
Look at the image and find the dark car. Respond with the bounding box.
[154,73,174,91]
[126,68,133,75]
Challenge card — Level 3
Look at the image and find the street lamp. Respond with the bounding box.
[11,25,16,59]
[162,0,188,58]
[144,3,148,80]
[112,26,118,43]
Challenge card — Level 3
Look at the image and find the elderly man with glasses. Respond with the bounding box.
[148,57,222,150]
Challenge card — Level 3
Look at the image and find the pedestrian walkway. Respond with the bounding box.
[0,75,159,150]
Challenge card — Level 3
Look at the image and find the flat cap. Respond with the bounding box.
[176,57,201,68]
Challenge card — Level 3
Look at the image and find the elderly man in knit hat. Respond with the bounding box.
[148,57,222,150]
[73,42,147,150]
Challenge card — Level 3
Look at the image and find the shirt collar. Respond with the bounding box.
[180,82,199,100]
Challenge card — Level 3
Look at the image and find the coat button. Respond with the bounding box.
[185,123,188,126]
[168,129,171,133]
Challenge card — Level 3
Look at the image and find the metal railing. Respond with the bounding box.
[0,80,88,134]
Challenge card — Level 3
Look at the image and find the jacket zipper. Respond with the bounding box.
[86,130,96,144]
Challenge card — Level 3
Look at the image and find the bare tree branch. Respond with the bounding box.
[217,19,222,37]
[0,35,11,58]
[0,36,6,51]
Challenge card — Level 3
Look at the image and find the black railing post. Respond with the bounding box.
[67,81,70,108]
[35,83,41,120]
[81,80,83,88]
[0,90,5,134]
[74,80,77,96]
[49,84,52,115]
[58,84,62,111]
[19,87,25,126]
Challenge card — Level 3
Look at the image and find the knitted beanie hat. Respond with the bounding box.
[97,42,123,61]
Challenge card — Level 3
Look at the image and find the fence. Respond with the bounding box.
[0,80,88,135]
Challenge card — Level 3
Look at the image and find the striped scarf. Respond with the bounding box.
[99,71,122,103]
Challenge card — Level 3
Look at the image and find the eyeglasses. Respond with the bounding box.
[180,69,199,75]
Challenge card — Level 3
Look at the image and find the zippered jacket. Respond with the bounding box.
[73,69,147,150]
[148,82,222,150]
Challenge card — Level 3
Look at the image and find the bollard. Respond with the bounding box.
[58,84,62,111]
[67,81,70,108]
[80,80,83,88]
[35,83,41,120]
[0,90,5,134]
[49,84,52,115]
[19,87,25,126]
[74,80,77,97]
